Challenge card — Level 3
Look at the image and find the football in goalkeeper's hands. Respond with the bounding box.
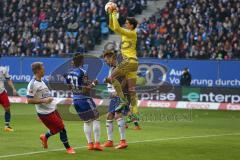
[105,1,117,13]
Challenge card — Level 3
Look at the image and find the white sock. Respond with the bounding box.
[84,121,93,144]
[93,120,101,143]
[117,118,126,140]
[106,120,113,141]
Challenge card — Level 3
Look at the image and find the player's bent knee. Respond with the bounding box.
[128,86,136,92]
[114,112,122,120]
[128,90,136,95]
[4,107,10,112]
[60,128,66,134]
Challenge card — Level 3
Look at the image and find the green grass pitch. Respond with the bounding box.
[0,103,240,160]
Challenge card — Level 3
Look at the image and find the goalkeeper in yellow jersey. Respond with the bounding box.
[103,50,143,131]
[105,7,139,117]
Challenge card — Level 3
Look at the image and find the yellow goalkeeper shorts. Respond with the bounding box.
[114,58,138,79]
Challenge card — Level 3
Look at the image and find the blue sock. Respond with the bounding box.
[5,111,11,127]
[60,129,70,149]
[45,131,53,139]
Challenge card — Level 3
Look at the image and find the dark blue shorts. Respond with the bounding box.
[109,97,130,115]
[73,98,99,121]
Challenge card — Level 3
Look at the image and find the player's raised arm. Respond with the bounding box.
[109,13,114,31]
[112,11,136,37]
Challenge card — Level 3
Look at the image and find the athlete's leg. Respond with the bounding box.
[127,78,138,114]
[115,112,128,149]
[0,91,12,131]
[115,112,126,140]
[110,65,126,100]
[106,113,114,141]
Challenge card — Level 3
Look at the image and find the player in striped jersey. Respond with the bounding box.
[26,62,75,154]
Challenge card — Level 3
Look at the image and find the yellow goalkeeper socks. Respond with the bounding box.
[131,105,139,114]
[129,92,138,114]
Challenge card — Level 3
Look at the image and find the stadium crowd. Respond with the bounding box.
[0,0,147,57]
[137,0,240,60]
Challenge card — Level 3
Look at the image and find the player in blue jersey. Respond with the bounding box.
[64,54,103,151]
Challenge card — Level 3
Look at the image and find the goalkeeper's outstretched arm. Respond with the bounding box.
[111,12,136,37]
[109,13,114,31]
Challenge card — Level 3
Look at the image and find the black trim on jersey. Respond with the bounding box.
[26,95,34,98]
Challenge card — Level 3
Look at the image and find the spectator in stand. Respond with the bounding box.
[0,0,148,57]
[180,68,192,86]
[137,0,240,60]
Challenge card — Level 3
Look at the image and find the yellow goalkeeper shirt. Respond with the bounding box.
[109,12,137,60]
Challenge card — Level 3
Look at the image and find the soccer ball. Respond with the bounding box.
[105,1,117,13]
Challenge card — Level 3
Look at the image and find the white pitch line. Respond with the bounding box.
[128,133,240,144]
[0,133,240,159]
[0,146,87,159]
